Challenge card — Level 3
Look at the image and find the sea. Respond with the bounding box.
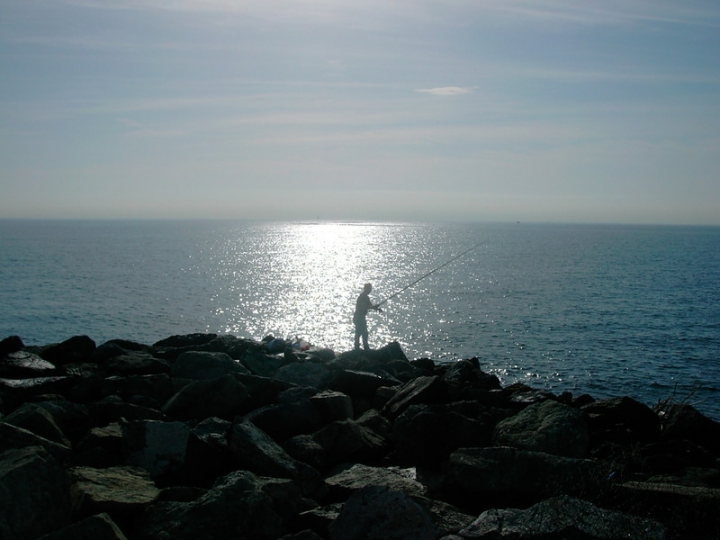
[1,219,719,420]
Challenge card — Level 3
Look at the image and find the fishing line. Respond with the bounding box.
[377,241,485,308]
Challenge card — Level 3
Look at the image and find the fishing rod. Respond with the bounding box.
[376,241,485,307]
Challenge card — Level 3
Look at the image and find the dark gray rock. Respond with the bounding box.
[136,471,301,540]
[37,512,129,540]
[170,351,248,380]
[0,421,72,459]
[382,375,448,419]
[230,420,326,499]
[660,403,720,454]
[40,335,97,365]
[0,446,71,540]
[241,350,289,377]
[328,485,438,540]
[492,399,590,458]
[70,465,161,522]
[162,373,250,421]
[273,361,332,389]
[310,390,354,422]
[329,369,399,399]
[583,396,661,444]
[308,419,388,469]
[394,404,493,467]
[0,350,56,378]
[244,396,323,442]
[459,495,665,539]
[103,352,170,376]
[3,402,72,447]
[122,420,190,478]
[445,447,604,507]
[325,463,426,500]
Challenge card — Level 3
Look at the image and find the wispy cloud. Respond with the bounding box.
[415,86,475,96]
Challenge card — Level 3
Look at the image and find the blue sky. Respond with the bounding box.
[1,1,719,224]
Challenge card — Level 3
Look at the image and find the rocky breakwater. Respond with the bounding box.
[1,333,719,540]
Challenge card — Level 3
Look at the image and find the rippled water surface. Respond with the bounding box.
[1,220,719,419]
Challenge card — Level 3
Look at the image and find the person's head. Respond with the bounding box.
[363,283,372,293]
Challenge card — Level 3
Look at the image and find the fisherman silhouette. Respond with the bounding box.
[353,283,381,351]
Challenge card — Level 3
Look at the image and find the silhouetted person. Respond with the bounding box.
[353,283,381,351]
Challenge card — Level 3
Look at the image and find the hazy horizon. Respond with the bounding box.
[2,1,719,225]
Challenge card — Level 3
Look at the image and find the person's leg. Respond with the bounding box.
[354,325,361,350]
[362,328,370,351]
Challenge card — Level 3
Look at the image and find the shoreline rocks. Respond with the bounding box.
[1,333,719,540]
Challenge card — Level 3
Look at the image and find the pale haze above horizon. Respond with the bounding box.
[1,1,719,225]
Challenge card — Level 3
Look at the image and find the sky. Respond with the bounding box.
[1,1,719,225]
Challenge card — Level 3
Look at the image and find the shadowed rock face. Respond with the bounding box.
[1,333,719,540]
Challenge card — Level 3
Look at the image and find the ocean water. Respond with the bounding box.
[1,219,719,420]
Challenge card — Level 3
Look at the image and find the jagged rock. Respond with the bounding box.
[583,396,660,444]
[40,335,97,365]
[90,396,167,426]
[0,421,72,459]
[660,403,720,454]
[70,465,161,523]
[161,373,250,421]
[421,498,476,538]
[74,423,124,467]
[33,400,93,446]
[136,471,302,540]
[445,447,604,508]
[310,390,354,422]
[182,418,236,488]
[459,495,665,539]
[122,420,190,478]
[273,361,332,388]
[0,350,57,378]
[230,420,326,499]
[329,369,399,399]
[241,350,289,377]
[441,358,502,397]
[244,388,324,442]
[293,504,343,538]
[37,512,129,540]
[324,463,426,500]
[279,530,324,540]
[170,351,249,380]
[3,402,72,447]
[382,375,448,419]
[0,376,76,410]
[104,373,175,408]
[0,335,24,356]
[308,419,388,469]
[0,446,71,540]
[393,403,493,467]
[152,333,218,350]
[103,352,170,376]
[492,399,590,458]
[328,485,438,540]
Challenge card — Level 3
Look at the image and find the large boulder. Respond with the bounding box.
[136,471,302,540]
[324,463,426,500]
[122,420,190,478]
[460,495,665,539]
[37,512,129,540]
[0,422,72,460]
[0,350,57,378]
[0,446,71,540]
[660,403,720,454]
[492,399,590,458]
[382,376,448,419]
[70,466,161,524]
[229,420,326,499]
[170,351,248,380]
[327,486,437,540]
[304,419,388,470]
[40,335,97,365]
[445,447,604,508]
[272,361,332,389]
[244,388,324,442]
[3,402,72,447]
[393,404,493,467]
[102,352,170,376]
[161,374,250,421]
[582,396,660,444]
